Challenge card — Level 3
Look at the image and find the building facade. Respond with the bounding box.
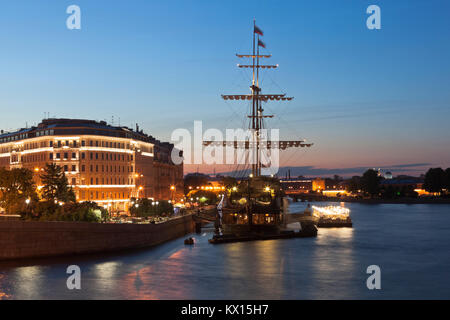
[0,119,183,212]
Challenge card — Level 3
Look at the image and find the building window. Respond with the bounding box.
[81,165,85,172]
[81,153,85,159]
[64,165,68,172]
[56,153,60,159]
[50,153,53,160]
[49,141,53,147]
[72,165,76,171]
[71,178,76,185]
[81,140,86,147]
[64,153,68,159]
[72,153,76,159]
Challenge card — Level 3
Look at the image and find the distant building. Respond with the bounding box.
[312,178,325,191]
[384,171,393,179]
[280,178,312,192]
[0,118,183,212]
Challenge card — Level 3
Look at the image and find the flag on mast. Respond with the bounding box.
[254,25,264,36]
[258,39,266,48]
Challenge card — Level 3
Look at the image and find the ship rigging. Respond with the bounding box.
[203,20,313,178]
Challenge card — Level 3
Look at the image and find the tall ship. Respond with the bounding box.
[204,22,318,243]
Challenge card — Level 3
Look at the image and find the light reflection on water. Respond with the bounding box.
[1,202,450,299]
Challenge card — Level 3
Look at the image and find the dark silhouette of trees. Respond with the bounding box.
[345,176,361,193]
[361,169,381,197]
[183,173,209,194]
[220,176,238,189]
[445,168,450,190]
[423,168,446,193]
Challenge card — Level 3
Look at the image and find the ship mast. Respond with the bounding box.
[203,21,313,177]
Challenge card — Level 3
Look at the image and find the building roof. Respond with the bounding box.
[0,118,174,150]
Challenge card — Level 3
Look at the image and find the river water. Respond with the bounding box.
[1,202,450,300]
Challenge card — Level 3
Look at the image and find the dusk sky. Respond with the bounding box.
[1,0,449,177]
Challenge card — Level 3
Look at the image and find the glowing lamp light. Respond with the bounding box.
[170,185,175,190]
[25,199,30,205]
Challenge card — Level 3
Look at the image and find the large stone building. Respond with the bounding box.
[0,119,183,212]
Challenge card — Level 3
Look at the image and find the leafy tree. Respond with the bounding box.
[29,201,103,222]
[345,176,361,194]
[40,163,75,203]
[0,168,37,214]
[183,173,209,194]
[220,176,237,189]
[423,168,446,193]
[361,169,381,197]
[129,198,174,217]
[445,168,450,190]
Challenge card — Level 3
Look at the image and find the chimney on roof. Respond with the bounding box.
[136,123,139,132]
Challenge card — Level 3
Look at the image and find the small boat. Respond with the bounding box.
[184,237,194,245]
[312,205,353,228]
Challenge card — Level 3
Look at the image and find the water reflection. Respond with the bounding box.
[1,203,450,299]
[13,266,45,300]
[310,228,356,299]
[120,247,190,300]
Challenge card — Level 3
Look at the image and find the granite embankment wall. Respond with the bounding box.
[0,214,195,260]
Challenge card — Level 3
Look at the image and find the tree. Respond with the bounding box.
[361,169,381,197]
[183,173,209,194]
[0,168,37,214]
[346,176,361,194]
[40,163,75,203]
[220,176,237,189]
[445,168,450,191]
[423,168,446,193]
